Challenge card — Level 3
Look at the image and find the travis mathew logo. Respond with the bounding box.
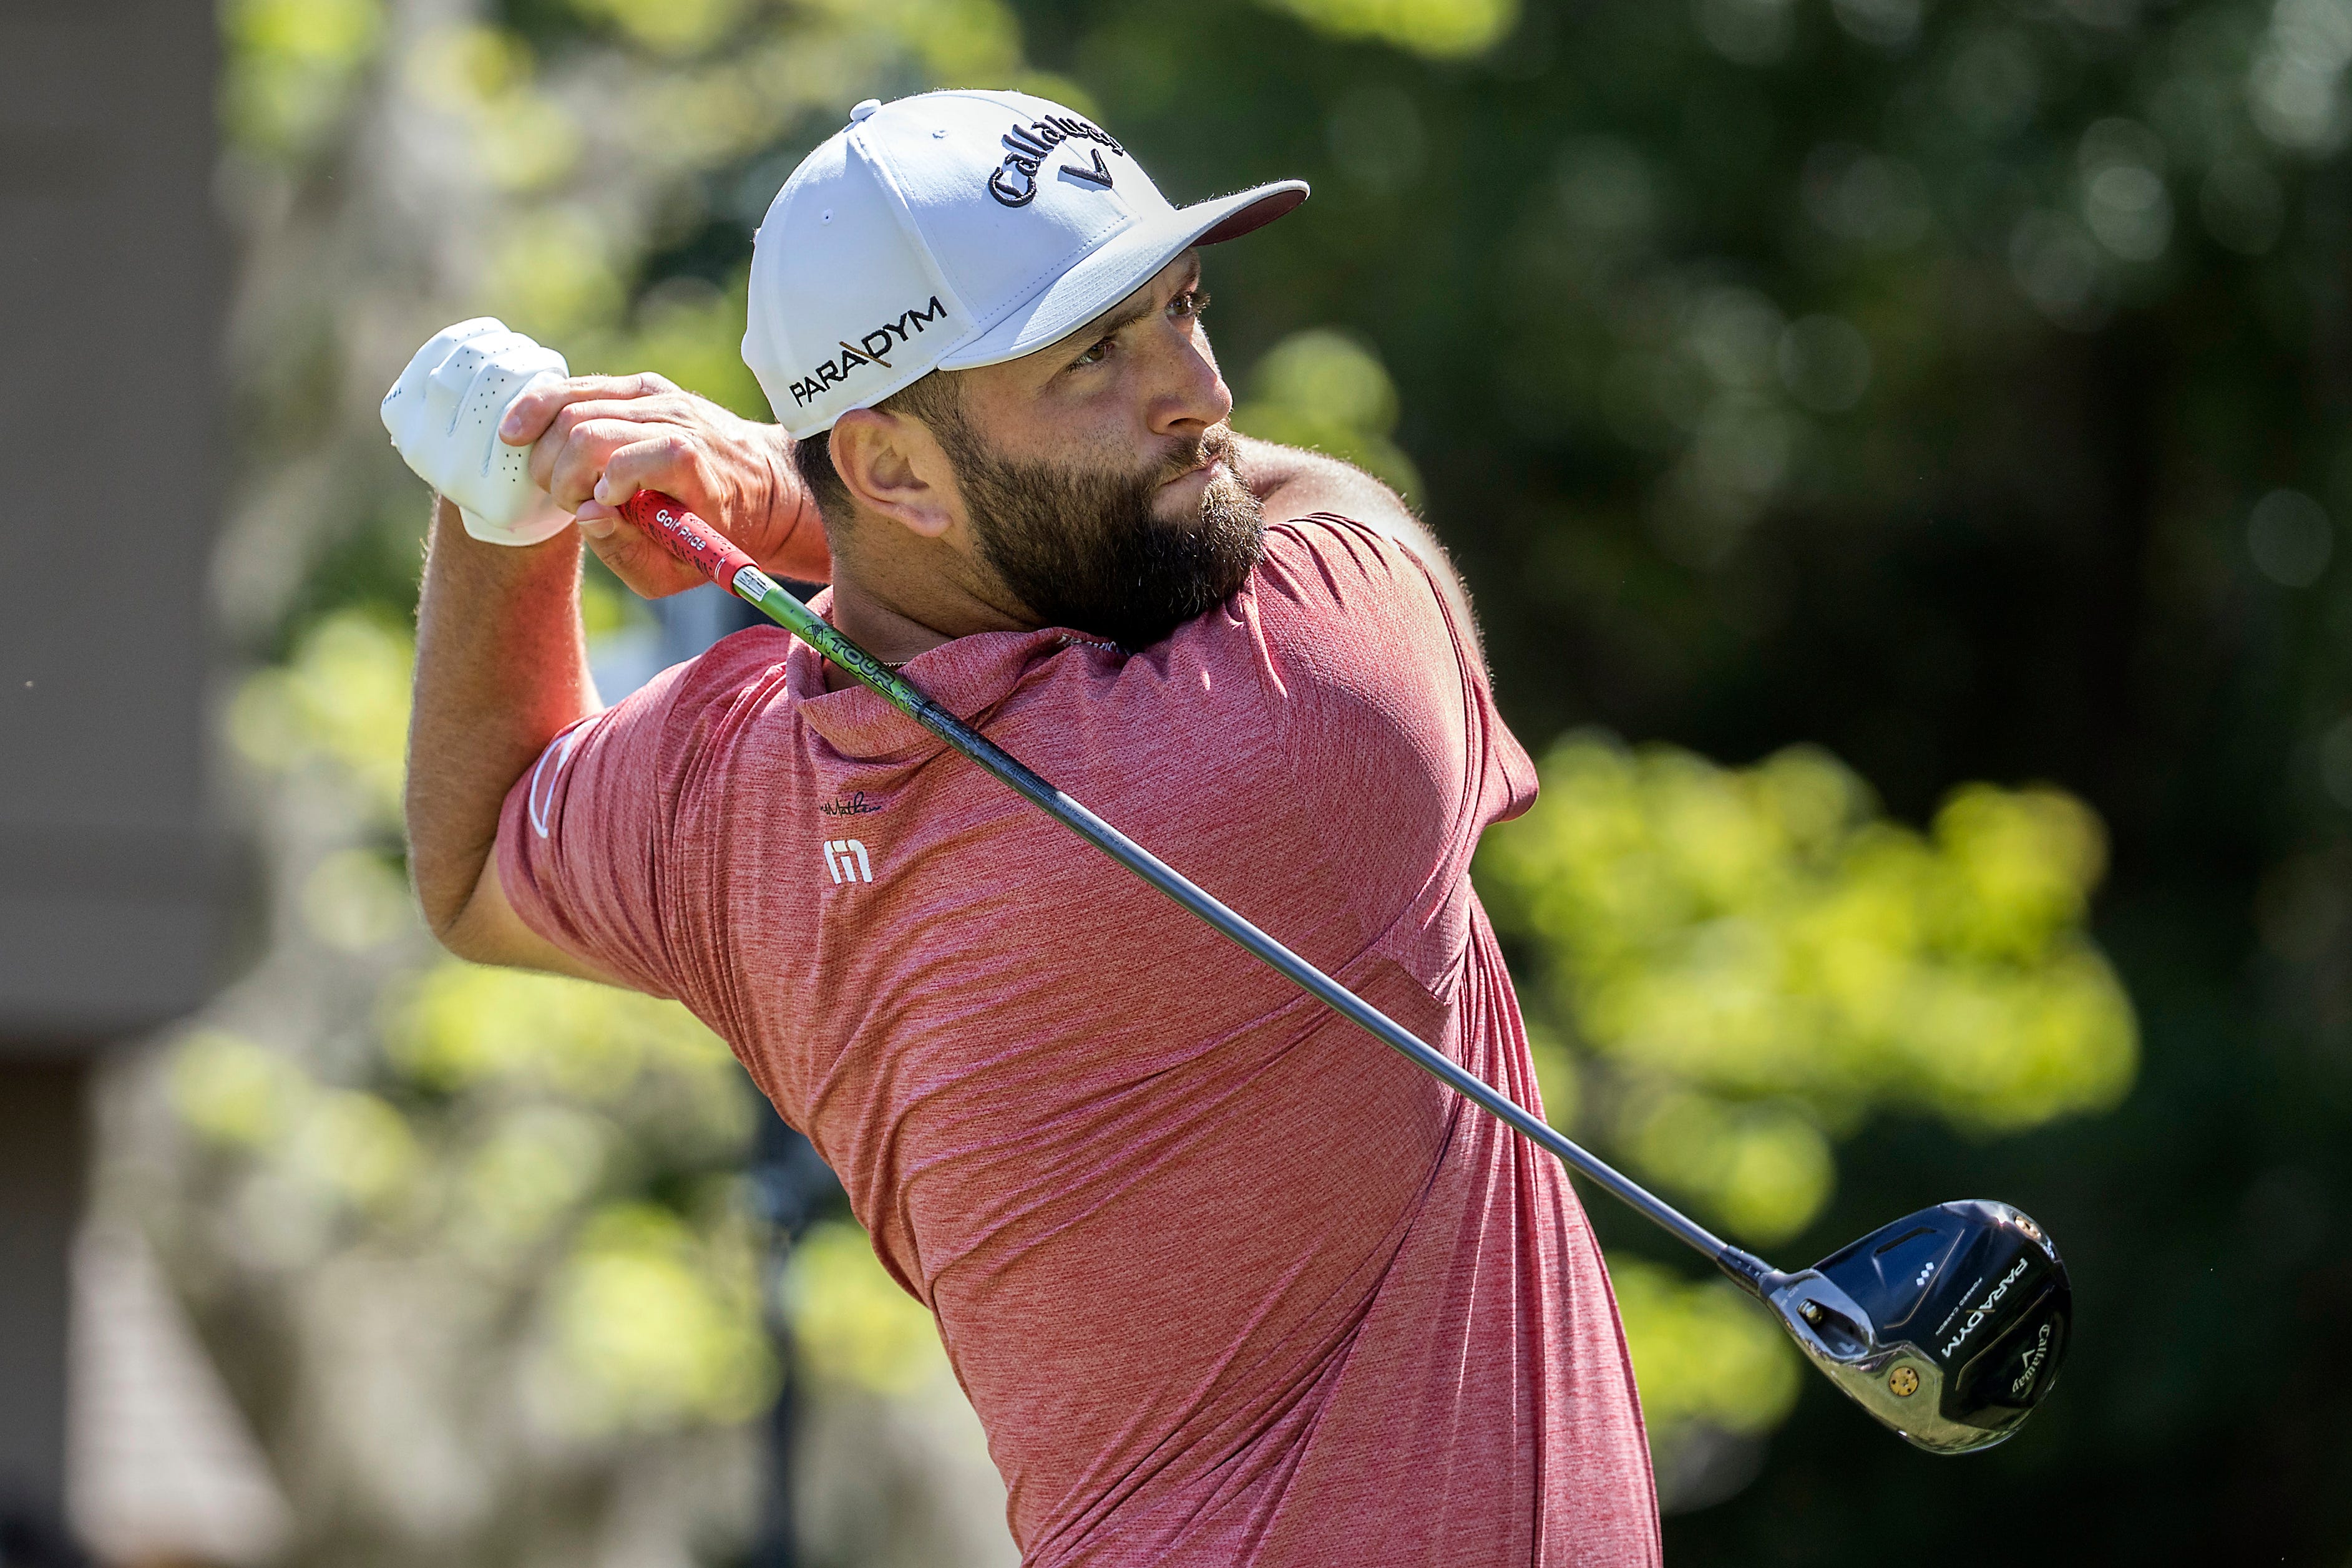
[787,295,950,408]
[987,113,1125,207]
[821,791,882,817]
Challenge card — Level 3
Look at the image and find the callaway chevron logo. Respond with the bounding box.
[987,113,1125,207]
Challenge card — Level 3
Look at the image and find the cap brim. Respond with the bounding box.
[938,180,1307,373]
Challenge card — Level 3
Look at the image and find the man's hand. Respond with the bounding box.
[381,319,575,547]
[500,373,832,595]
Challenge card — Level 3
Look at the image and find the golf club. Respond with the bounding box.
[612,488,2072,1455]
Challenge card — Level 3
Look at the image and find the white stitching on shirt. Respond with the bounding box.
[528,724,588,839]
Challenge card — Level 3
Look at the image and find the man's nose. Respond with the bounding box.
[1148,328,1232,437]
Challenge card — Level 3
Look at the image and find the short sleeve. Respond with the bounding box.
[1251,515,1538,947]
[497,660,704,1003]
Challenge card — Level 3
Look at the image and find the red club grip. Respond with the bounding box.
[617,490,758,592]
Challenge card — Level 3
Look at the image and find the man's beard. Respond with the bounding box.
[943,421,1266,652]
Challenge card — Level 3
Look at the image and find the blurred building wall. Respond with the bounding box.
[0,0,230,1552]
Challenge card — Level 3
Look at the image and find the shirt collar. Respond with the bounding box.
[786,588,1123,760]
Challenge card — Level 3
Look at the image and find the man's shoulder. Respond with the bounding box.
[666,624,801,716]
[1247,512,1463,681]
[607,623,804,782]
[1259,510,1423,575]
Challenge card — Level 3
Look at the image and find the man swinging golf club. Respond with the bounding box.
[397,89,1661,1564]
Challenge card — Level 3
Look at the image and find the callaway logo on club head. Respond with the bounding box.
[2008,1321,2054,1399]
[987,113,1125,207]
[786,296,949,408]
[1941,1256,2032,1360]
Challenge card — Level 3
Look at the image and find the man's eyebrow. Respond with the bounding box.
[1060,256,1204,353]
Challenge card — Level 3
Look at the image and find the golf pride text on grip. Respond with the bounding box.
[617,490,766,597]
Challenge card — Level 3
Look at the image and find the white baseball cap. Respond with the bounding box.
[741,89,1307,439]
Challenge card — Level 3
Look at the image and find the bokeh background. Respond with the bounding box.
[8,0,2351,1559]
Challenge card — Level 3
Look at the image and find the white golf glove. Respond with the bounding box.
[381,318,573,546]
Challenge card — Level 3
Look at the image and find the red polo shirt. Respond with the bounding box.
[501,514,1661,1565]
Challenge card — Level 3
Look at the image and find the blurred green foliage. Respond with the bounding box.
[1478,736,2134,1455]
[548,1202,776,1431]
[784,1222,955,1398]
[1611,1259,1802,1436]
[1258,0,1519,57]
[1483,736,2135,1246]
[187,612,769,1468]
[170,992,770,1441]
[227,612,412,824]
[220,0,383,153]
[1233,328,1426,497]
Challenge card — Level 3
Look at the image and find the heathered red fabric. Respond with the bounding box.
[499,515,1661,1566]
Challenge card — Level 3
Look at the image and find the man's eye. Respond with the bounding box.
[1171,288,1211,320]
[1072,338,1111,368]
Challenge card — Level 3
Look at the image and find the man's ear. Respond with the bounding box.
[829,407,959,540]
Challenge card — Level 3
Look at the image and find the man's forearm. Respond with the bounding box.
[406,497,598,943]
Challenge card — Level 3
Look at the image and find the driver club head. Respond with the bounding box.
[1759,1200,2069,1454]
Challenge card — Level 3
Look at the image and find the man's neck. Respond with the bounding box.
[819,548,1035,693]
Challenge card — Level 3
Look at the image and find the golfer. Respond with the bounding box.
[402,90,1659,1564]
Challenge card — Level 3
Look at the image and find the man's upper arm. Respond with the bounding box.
[441,831,635,988]
[482,664,715,1003]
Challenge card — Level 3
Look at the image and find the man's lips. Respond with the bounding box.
[1159,450,1229,489]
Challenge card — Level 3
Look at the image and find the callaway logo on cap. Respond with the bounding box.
[741,90,1308,439]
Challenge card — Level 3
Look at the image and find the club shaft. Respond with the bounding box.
[618,492,1769,1289]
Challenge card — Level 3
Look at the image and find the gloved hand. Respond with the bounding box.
[381,319,574,545]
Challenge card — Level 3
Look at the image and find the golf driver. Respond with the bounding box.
[611,488,2072,1455]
